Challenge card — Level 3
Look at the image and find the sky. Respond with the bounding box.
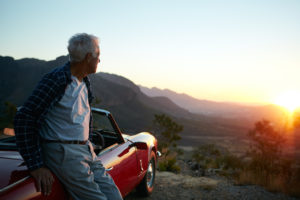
[0,0,299,105]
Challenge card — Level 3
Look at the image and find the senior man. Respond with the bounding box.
[14,33,123,200]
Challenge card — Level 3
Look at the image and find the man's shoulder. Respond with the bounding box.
[43,62,71,83]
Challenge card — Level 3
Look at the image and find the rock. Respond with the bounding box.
[191,162,199,170]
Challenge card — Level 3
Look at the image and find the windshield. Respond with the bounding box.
[92,112,117,134]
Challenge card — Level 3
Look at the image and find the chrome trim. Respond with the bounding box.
[140,159,144,171]
[146,160,154,188]
[156,151,162,157]
[0,175,31,193]
[91,107,110,116]
[105,167,114,171]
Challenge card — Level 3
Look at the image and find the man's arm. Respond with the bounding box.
[14,110,43,169]
[14,74,61,170]
[14,73,63,195]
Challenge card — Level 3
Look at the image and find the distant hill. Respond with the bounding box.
[139,86,285,122]
[139,86,252,116]
[89,72,191,132]
[0,56,67,105]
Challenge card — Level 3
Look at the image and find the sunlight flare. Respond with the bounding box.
[274,91,300,113]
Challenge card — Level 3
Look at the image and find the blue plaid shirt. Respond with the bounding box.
[14,62,94,171]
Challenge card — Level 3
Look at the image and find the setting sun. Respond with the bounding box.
[274,91,300,113]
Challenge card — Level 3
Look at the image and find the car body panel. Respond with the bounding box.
[0,151,26,189]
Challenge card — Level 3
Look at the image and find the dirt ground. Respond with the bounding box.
[125,170,300,200]
[125,160,300,200]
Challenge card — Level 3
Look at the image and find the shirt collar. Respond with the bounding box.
[62,61,91,90]
[62,61,72,83]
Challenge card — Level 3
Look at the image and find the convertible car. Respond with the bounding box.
[0,108,160,199]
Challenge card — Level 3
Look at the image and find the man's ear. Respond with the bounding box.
[85,52,92,62]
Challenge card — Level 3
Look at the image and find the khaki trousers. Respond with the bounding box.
[41,141,123,200]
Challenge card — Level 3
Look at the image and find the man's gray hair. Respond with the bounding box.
[68,33,99,63]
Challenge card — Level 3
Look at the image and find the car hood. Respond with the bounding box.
[0,151,29,190]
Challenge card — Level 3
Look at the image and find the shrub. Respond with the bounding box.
[158,153,181,173]
[220,154,243,170]
[0,101,17,130]
[152,114,183,151]
[152,114,183,173]
[235,119,300,197]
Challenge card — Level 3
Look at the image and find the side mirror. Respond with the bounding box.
[119,142,148,157]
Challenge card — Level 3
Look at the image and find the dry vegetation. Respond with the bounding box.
[234,158,300,197]
[188,120,300,198]
[152,112,300,199]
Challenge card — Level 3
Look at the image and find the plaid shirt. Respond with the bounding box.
[14,62,94,171]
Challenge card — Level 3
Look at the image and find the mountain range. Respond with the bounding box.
[0,55,288,147]
[139,86,288,122]
[140,86,256,117]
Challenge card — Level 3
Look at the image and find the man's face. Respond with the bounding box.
[88,46,100,74]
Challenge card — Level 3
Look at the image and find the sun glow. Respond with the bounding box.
[274,91,300,113]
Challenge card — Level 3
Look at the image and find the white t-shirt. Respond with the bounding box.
[40,75,90,141]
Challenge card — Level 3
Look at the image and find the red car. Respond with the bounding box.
[0,108,160,199]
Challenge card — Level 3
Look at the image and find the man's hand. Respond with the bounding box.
[30,167,54,196]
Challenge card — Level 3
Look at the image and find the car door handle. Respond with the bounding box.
[106,167,113,171]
